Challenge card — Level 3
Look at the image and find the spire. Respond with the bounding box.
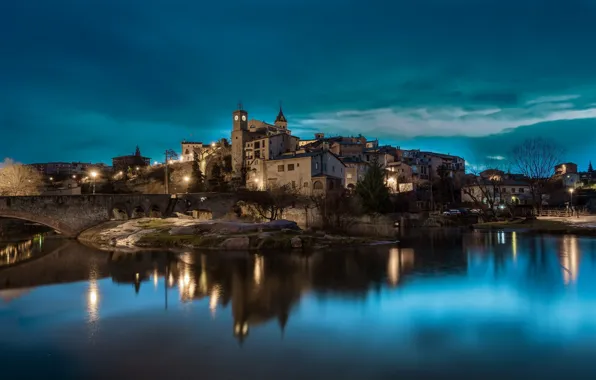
[589,161,593,173]
[135,146,141,157]
[237,101,244,111]
[275,102,287,123]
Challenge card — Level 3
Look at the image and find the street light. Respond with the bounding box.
[72,175,76,179]
[91,171,98,195]
[184,176,190,194]
[211,142,216,148]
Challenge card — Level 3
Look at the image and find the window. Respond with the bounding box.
[277,165,284,172]
[511,188,516,193]
[332,166,335,172]
[185,149,189,155]
[255,141,261,149]
[255,150,260,158]
[502,188,507,193]
[519,188,525,193]
[303,182,309,188]
[297,163,300,167]
[315,163,319,170]
[313,181,323,190]
[288,164,295,171]
[292,181,296,189]
[347,173,353,179]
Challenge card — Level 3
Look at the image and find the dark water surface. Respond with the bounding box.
[2,230,596,379]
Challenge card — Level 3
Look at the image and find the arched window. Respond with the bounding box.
[185,149,190,155]
[313,181,323,190]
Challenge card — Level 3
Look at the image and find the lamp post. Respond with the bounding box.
[91,171,97,195]
[569,188,575,216]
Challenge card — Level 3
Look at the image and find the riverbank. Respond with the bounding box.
[473,217,596,236]
[78,217,395,252]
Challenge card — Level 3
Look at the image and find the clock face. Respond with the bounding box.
[241,115,246,121]
[234,115,239,121]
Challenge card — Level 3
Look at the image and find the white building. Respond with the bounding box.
[248,151,345,195]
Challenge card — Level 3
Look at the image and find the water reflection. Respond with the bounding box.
[0,234,45,266]
[3,231,596,347]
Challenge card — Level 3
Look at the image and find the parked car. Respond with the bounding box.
[443,209,462,216]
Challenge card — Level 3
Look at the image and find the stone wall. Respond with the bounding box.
[0,193,238,237]
[239,203,398,238]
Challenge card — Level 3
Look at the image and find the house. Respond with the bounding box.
[248,150,345,195]
[343,156,369,190]
[461,178,532,206]
[386,162,414,193]
[402,150,465,184]
[555,162,578,176]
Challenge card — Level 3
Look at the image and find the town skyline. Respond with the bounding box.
[1,1,595,167]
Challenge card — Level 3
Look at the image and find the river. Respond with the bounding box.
[1,230,596,379]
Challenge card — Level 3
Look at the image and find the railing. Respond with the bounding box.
[534,208,587,217]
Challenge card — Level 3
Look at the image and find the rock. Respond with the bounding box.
[175,212,194,220]
[220,236,250,250]
[266,219,300,230]
[258,231,276,239]
[169,226,196,235]
[291,237,302,249]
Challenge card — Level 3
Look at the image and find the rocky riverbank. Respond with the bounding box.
[78,217,395,251]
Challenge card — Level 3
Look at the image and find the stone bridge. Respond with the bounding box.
[0,193,237,237]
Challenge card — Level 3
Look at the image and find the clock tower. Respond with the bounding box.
[231,104,249,179]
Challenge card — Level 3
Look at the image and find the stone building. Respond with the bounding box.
[112,146,150,172]
[402,150,465,184]
[247,150,345,195]
[231,105,294,179]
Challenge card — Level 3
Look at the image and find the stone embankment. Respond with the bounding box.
[79,217,393,251]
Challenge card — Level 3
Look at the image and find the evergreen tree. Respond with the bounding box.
[589,161,594,173]
[209,163,225,191]
[190,151,205,192]
[355,158,390,213]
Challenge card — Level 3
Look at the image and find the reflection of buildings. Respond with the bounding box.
[387,248,415,287]
[560,235,580,285]
[0,235,44,267]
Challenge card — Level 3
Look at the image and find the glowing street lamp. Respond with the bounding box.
[72,175,76,179]
[569,187,575,210]
[211,142,216,148]
[184,176,190,193]
[91,171,98,195]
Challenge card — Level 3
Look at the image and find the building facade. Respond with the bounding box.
[248,151,345,195]
[112,146,150,172]
[231,106,293,179]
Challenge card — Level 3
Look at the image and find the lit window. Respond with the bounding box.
[347,173,353,179]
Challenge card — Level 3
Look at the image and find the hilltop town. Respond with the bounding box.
[13,105,596,218]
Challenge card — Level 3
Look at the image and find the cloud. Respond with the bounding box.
[526,95,581,105]
[293,103,596,139]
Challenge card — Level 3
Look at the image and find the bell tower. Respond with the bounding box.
[274,103,288,130]
[231,103,249,179]
[232,103,248,131]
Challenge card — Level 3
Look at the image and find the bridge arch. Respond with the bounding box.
[0,210,79,237]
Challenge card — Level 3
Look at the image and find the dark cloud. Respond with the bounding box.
[1,0,596,164]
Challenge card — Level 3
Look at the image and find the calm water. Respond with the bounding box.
[2,230,596,379]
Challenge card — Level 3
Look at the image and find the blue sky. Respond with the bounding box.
[1,0,595,168]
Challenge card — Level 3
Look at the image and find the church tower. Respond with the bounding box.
[231,104,249,179]
[274,104,288,130]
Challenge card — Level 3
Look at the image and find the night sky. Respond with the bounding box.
[1,0,596,169]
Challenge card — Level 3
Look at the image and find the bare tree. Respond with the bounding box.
[510,138,563,210]
[239,184,299,221]
[0,158,43,196]
[310,189,361,231]
[461,157,508,217]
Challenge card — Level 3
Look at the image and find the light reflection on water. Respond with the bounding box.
[2,231,596,378]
